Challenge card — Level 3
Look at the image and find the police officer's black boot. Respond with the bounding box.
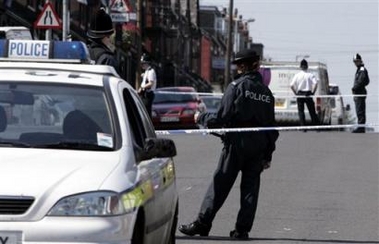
[229,230,249,240]
[178,220,211,236]
[352,127,365,133]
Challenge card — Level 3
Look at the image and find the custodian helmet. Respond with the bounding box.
[87,8,114,39]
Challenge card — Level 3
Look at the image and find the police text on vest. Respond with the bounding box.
[245,90,271,103]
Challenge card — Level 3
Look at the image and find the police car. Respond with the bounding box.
[0,40,178,244]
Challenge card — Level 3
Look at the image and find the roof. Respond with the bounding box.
[261,61,328,69]
[0,63,107,87]
[0,62,118,77]
[156,86,197,92]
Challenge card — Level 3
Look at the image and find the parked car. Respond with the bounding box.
[200,95,222,113]
[152,86,206,129]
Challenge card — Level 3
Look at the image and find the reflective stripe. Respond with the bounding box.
[162,161,175,187]
[121,180,153,210]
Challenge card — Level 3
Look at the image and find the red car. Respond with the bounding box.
[152,86,206,129]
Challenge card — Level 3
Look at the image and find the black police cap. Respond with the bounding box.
[141,53,152,64]
[353,53,362,61]
[232,49,260,64]
[300,59,308,69]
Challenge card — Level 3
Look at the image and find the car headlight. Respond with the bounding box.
[48,191,125,216]
[151,110,157,117]
[182,109,195,116]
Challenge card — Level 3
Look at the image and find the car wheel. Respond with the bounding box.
[132,211,145,244]
[167,202,178,244]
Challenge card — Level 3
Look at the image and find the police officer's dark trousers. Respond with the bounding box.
[354,96,366,125]
[197,132,266,233]
[296,91,319,126]
[141,90,155,118]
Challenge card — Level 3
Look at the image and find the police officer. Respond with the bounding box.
[87,8,119,73]
[138,54,156,117]
[178,49,279,240]
[290,59,320,128]
[352,53,369,133]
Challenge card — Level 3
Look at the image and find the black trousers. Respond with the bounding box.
[296,91,320,126]
[354,96,366,125]
[141,90,155,117]
[197,133,266,233]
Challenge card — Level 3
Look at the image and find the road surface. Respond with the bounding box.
[165,131,379,244]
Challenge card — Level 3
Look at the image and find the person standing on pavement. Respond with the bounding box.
[178,49,279,240]
[138,54,157,117]
[290,59,320,128]
[351,53,370,133]
[87,8,119,73]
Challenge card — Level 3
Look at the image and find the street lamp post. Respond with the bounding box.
[224,0,234,91]
[296,54,310,62]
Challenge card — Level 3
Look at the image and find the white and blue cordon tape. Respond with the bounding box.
[156,124,378,135]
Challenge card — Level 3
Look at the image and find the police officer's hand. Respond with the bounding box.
[261,160,271,170]
[194,111,200,123]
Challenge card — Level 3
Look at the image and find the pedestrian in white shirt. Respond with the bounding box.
[138,54,156,117]
[290,59,320,129]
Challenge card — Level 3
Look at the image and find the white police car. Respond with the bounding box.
[0,40,178,244]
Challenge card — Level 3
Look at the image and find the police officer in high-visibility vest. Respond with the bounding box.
[178,49,279,240]
[352,53,370,133]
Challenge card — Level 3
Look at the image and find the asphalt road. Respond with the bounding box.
[164,131,379,244]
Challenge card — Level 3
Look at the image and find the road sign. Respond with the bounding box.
[110,13,130,23]
[110,0,133,23]
[34,2,62,29]
[110,0,133,13]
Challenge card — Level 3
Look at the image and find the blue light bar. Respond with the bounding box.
[0,40,91,63]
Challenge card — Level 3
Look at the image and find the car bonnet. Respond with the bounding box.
[0,148,124,197]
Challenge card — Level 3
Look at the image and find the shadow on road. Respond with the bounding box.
[176,235,379,243]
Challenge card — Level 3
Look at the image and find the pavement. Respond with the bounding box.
[164,131,379,244]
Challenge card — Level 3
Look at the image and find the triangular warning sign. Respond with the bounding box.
[34,2,62,29]
[110,0,133,13]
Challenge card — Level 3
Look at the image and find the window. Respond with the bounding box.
[0,82,113,150]
[122,88,147,149]
[130,92,156,138]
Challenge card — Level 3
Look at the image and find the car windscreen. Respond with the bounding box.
[0,82,114,150]
[201,97,221,110]
[153,91,197,103]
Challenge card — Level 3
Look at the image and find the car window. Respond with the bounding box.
[122,88,147,149]
[202,97,221,110]
[0,82,114,150]
[154,91,197,103]
[130,91,156,138]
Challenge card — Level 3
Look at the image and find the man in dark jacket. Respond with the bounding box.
[352,53,370,133]
[87,8,119,73]
[178,49,279,240]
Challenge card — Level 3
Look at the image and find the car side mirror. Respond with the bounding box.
[137,137,177,161]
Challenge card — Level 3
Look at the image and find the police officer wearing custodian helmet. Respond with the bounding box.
[87,8,119,73]
[352,53,370,133]
[178,49,279,240]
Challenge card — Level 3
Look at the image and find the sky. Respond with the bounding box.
[200,0,379,127]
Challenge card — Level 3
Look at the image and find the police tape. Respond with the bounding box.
[154,90,368,98]
[155,123,379,135]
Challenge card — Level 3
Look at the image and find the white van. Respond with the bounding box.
[0,26,33,40]
[329,83,348,126]
[260,61,332,125]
